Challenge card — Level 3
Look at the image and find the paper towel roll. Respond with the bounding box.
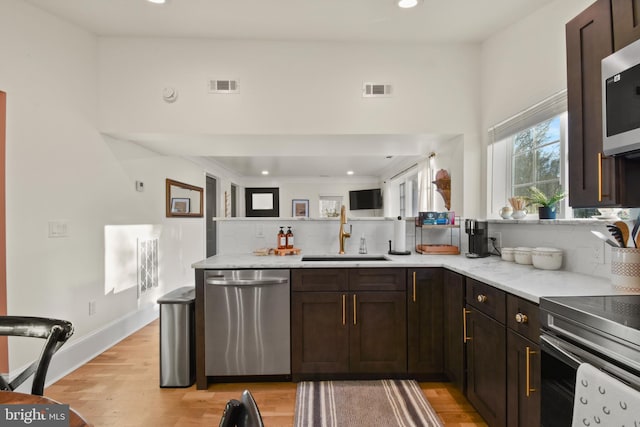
[394,216,406,252]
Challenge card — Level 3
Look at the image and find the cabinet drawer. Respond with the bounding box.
[466,278,506,323]
[292,269,348,291]
[349,268,406,291]
[506,295,540,343]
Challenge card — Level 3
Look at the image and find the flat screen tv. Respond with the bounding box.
[349,189,383,210]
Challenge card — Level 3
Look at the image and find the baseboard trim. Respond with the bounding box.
[15,305,159,393]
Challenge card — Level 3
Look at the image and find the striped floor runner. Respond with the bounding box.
[293,379,444,427]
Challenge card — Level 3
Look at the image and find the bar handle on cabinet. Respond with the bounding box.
[463,308,472,343]
[526,346,537,397]
[412,271,417,302]
[342,294,346,326]
[598,152,603,202]
[598,152,611,202]
[353,294,357,326]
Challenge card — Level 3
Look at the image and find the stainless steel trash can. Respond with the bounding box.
[157,287,195,387]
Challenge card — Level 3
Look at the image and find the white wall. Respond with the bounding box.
[0,0,207,373]
[98,38,483,218]
[480,0,596,215]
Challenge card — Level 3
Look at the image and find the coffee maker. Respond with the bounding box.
[465,219,490,258]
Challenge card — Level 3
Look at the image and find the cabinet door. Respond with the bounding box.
[407,269,444,377]
[444,270,465,391]
[291,292,349,375]
[612,0,640,51]
[566,0,618,207]
[507,330,541,427]
[465,307,507,427]
[350,291,407,373]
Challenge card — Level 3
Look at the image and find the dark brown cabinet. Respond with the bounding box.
[505,295,541,427]
[464,279,507,427]
[566,0,640,208]
[443,269,465,391]
[291,268,406,379]
[291,291,349,375]
[612,0,640,51]
[407,268,444,378]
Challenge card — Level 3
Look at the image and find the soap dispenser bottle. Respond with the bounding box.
[286,226,294,249]
[277,227,286,249]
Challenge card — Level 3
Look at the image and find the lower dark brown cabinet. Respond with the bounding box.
[291,291,349,375]
[507,329,541,427]
[407,268,445,378]
[465,307,507,427]
[291,268,406,379]
[443,270,465,391]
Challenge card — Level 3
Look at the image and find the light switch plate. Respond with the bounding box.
[48,221,69,238]
[135,181,144,192]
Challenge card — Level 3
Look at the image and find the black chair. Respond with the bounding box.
[0,316,73,395]
[219,390,264,427]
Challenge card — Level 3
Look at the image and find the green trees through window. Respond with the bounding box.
[512,117,561,200]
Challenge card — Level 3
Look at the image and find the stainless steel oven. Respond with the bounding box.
[539,295,640,427]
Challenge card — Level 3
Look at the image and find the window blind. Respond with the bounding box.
[488,89,567,143]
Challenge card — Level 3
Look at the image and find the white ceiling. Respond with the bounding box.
[25,0,554,177]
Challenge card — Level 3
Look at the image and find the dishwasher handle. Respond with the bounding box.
[206,278,288,286]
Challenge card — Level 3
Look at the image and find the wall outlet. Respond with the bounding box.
[88,301,96,316]
[488,231,502,249]
[593,242,605,265]
[255,224,264,238]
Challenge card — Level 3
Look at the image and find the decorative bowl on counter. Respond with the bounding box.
[501,247,515,262]
[531,247,563,270]
[514,247,533,265]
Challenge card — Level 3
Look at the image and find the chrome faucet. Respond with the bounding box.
[339,205,351,254]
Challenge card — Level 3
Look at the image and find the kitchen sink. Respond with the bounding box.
[301,254,390,262]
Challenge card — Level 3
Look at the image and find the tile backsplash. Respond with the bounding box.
[217,217,616,279]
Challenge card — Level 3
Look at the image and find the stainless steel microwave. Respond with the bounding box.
[602,37,640,156]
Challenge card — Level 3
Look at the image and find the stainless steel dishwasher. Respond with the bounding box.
[204,269,290,376]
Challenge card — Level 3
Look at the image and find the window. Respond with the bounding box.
[512,116,562,200]
[488,90,568,218]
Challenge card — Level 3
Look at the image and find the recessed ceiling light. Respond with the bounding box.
[347,171,354,175]
[397,0,419,8]
[147,0,166,4]
[261,170,269,175]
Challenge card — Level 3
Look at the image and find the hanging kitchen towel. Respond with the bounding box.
[572,363,640,427]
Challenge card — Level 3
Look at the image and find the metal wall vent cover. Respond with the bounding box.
[209,79,239,94]
[363,83,392,97]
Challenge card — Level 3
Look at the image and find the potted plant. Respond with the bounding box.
[526,186,567,219]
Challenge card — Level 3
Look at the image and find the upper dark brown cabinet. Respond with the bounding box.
[612,0,640,51]
[566,0,640,208]
[407,268,445,379]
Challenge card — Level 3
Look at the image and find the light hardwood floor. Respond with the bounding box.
[46,320,487,426]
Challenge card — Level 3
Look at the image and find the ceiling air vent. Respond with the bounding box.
[209,79,239,94]
[363,82,392,97]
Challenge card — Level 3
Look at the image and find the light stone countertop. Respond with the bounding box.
[192,253,633,303]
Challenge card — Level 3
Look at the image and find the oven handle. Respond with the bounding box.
[540,334,583,369]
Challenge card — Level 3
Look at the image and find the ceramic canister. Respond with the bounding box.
[611,247,640,291]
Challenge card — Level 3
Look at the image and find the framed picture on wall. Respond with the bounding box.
[171,198,190,214]
[245,188,280,217]
[292,199,309,217]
